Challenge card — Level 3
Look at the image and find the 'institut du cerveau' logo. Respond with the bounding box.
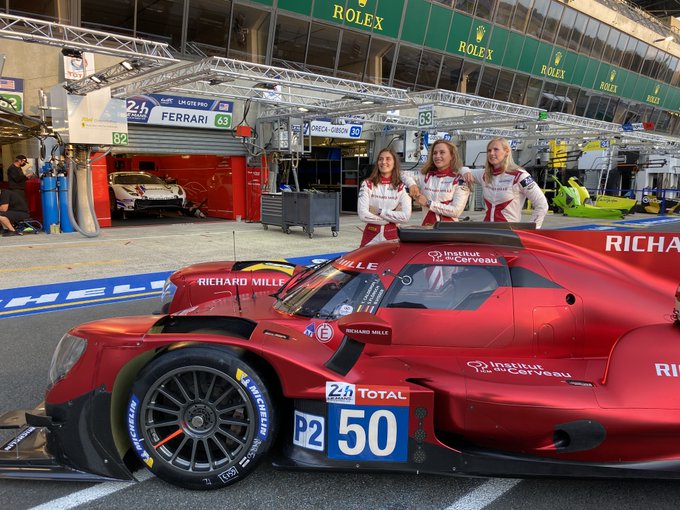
[540,51,567,81]
[457,23,493,61]
[332,0,384,31]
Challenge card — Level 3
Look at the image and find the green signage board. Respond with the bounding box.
[582,58,601,90]
[0,93,22,113]
[278,0,312,16]
[643,80,665,107]
[306,0,680,114]
[620,70,638,100]
[531,42,553,77]
[502,32,524,70]
[447,11,472,54]
[453,19,494,62]
[594,65,623,96]
[487,25,509,65]
[424,4,453,51]
[313,0,403,38]
[401,0,429,44]
[517,37,538,75]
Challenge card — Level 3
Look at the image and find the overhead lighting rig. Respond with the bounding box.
[63,58,169,95]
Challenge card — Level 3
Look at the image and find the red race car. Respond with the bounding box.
[159,259,306,314]
[1,223,679,490]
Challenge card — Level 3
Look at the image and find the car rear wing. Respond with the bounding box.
[398,222,535,247]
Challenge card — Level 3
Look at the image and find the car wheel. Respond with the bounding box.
[127,347,276,490]
[109,190,122,219]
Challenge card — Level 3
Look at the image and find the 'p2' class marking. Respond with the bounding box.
[293,411,325,451]
[327,405,408,462]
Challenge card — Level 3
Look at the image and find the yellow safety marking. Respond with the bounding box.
[0,260,128,274]
[0,291,162,316]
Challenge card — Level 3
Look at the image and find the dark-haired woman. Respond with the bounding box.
[357,148,412,247]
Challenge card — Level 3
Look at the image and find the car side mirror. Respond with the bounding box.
[337,312,392,345]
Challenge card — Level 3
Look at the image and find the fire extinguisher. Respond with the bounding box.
[57,173,74,233]
[40,165,59,234]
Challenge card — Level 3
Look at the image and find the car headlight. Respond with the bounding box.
[48,333,87,386]
[160,277,178,313]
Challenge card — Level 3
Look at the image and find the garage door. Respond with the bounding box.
[111,125,247,155]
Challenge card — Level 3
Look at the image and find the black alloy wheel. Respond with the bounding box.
[127,347,276,489]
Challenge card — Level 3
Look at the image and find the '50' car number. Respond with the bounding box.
[328,405,408,462]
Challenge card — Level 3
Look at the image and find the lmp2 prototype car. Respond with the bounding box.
[159,260,306,314]
[109,171,186,217]
[1,224,680,490]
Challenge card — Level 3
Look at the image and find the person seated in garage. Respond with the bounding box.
[0,188,30,236]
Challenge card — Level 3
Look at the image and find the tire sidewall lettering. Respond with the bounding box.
[236,368,270,441]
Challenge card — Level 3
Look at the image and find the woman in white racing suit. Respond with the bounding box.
[402,139,470,226]
[357,147,412,247]
[462,137,548,228]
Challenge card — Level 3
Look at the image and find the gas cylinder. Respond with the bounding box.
[40,174,59,233]
[57,174,74,233]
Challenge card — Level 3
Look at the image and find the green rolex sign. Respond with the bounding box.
[314,0,403,38]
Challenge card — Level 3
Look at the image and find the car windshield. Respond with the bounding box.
[112,173,166,185]
[274,263,385,320]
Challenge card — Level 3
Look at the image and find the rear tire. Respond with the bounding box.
[127,347,276,490]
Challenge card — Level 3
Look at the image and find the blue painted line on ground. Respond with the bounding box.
[0,272,173,319]
[0,252,346,320]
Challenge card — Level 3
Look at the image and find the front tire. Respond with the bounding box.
[109,189,122,219]
[127,347,276,490]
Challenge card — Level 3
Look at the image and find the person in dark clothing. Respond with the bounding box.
[7,154,35,198]
[0,188,29,236]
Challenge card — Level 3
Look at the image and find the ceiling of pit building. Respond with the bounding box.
[628,0,680,17]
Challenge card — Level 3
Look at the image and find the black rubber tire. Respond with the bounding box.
[109,189,122,219]
[127,347,276,490]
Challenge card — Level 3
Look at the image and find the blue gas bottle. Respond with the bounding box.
[57,174,74,233]
[40,173,59,233]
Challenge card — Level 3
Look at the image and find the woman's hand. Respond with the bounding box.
[409,185,421,198]
[416,194,430,207]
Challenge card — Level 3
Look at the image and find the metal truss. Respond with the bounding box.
[0,13,176,61]
[408,89,546,120]
[113,57,411,106]
[171,82,340,110]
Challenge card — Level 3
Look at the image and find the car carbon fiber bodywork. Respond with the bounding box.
[1,223,680,489]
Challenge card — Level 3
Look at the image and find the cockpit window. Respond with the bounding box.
[274,264,385,319]
[383,264,507,311]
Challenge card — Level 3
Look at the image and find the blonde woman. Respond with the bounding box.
[403,140,470,226]
[463,138,548,228]
[357,148,412,247]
